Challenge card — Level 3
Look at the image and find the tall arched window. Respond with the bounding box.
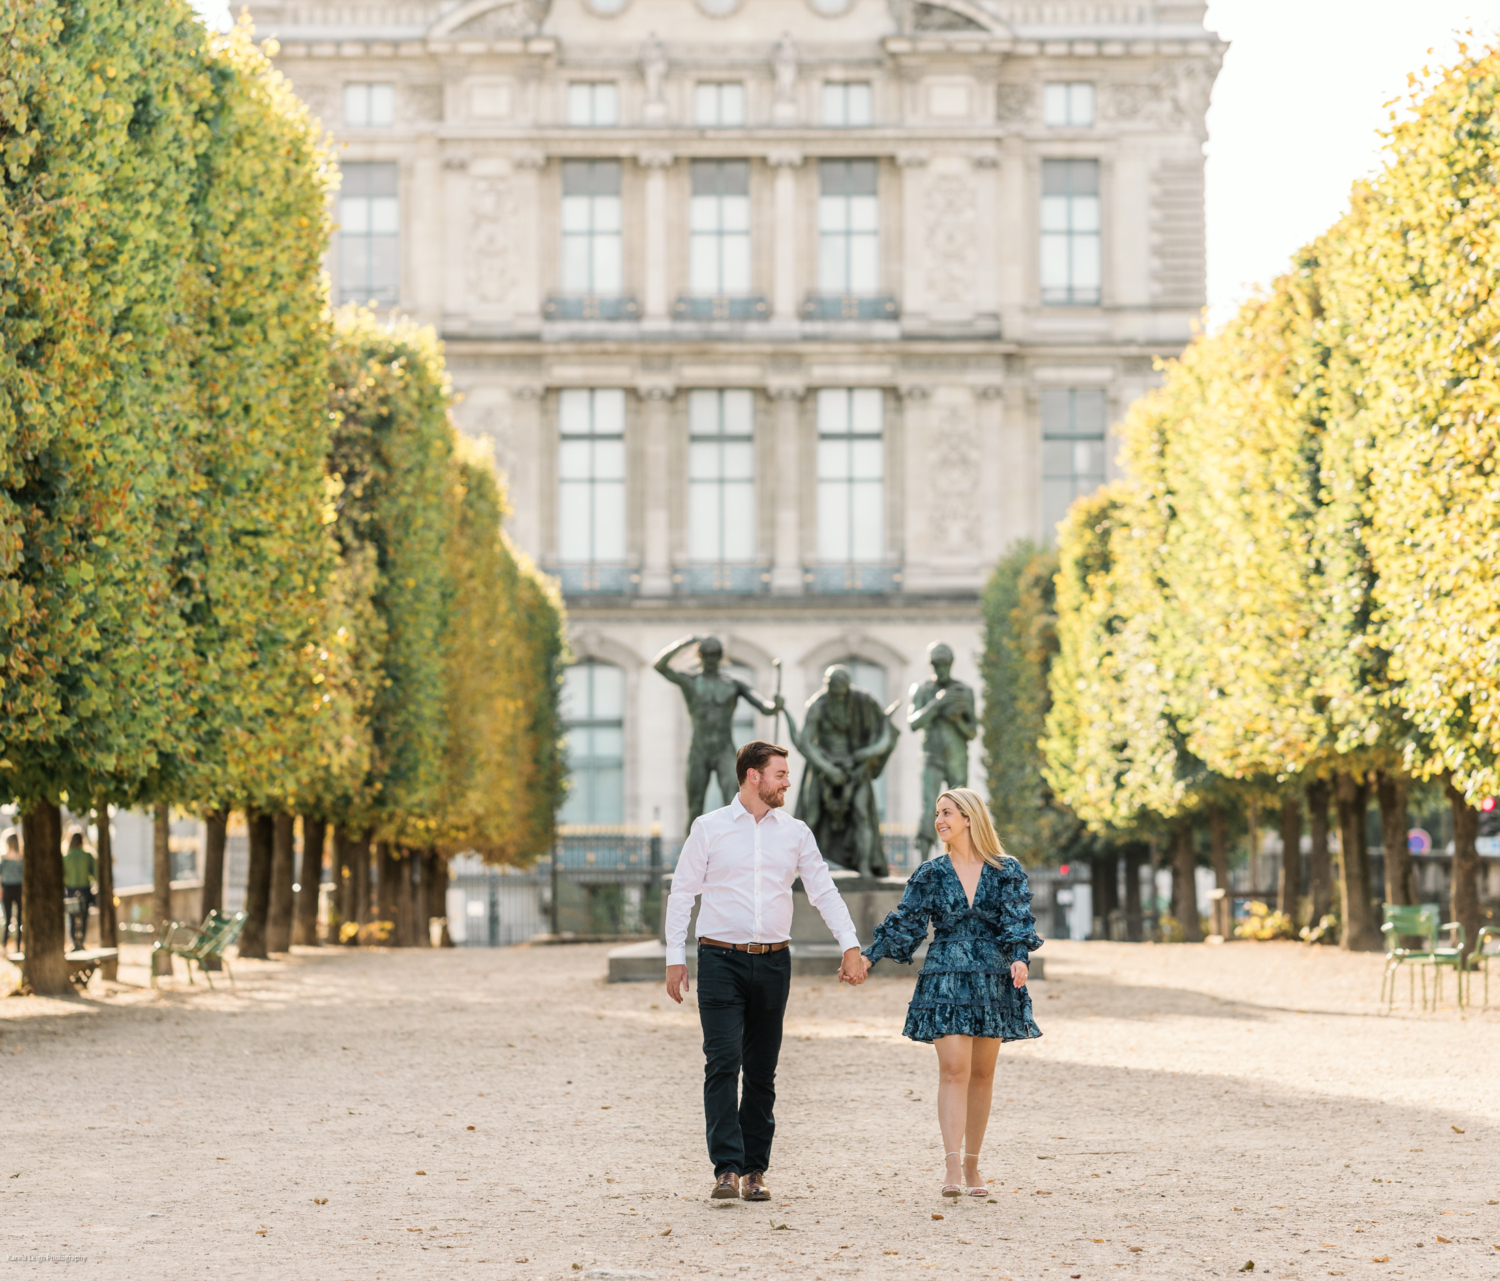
[560,660,625,825]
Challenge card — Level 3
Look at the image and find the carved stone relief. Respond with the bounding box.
[928,404,982,551]
[451,0,549,37]
[470,172,518,305]
[993,83,1035,123]
[402,83,443,124]
[924,172,978,309]
[1103,59,1217,133]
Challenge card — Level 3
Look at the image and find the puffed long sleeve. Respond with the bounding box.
[864,862,936,966]
[999,866,1045,966]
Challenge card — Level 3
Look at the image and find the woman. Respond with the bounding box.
[863,788,1042,1198]
[1,829,22,950]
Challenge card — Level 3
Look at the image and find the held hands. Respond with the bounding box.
[666,963,690,1004]
[838,948,871,986]
[1010,960,1029,989]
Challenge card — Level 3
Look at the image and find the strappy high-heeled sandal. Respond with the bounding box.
[941,1150,963,1198]
[963,1149,988,1197]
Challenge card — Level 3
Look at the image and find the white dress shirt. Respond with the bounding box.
[664,796,861,966]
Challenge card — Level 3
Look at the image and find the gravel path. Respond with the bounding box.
[3,939,1498,1280]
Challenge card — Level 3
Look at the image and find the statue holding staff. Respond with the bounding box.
[907,641,978,861]
[654,635,782,827]
[783,664,901,878]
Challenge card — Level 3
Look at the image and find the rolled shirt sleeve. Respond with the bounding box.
[664,819,708,967]
[795,829,861,954]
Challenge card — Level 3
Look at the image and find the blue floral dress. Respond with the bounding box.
[864,856,1044,1044]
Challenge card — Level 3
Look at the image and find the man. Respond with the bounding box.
[653,635,782,826]
[62,829,97,952]
[784,664,899,877]
[665,740,871,1202]
[906,641,977,860]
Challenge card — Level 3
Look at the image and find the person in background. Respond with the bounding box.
[63,829,97,952]
[0,829,21,951]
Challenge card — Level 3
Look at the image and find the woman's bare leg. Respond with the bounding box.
[934,1035,973,1186]
[962,1037,1001,1187]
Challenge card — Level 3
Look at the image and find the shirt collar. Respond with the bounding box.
[729,794,782,824]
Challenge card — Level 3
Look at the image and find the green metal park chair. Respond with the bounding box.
[1380,903,1439,1011]
[1469,926,1499,1008]
[151,909,246,990]
[1423,920,1468,1010]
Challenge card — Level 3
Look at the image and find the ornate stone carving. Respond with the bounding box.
[1103,59,1218,134]
[471,173,518,305]
[766,147,804,169]
[402,83,443,124]
[993,82,1035,123]
[890,0,993,33]
[772,33,798,102]
[924,172,978,309]
[928,405,981,550]
[641,33,667,103]
[450,0,549,38]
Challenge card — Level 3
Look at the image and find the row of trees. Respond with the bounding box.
[986,41,1500,952]
[2,5,565,993]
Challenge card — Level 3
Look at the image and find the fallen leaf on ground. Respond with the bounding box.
[1372,1256,1389,1263]
[1238,1263,1253,1273]
[931,1213,944,1221]
[1436,1236,1451,1243]
[467,1125,475,1130]
[312,1198,327,1205]
[1452,1126,1464,1134]
[660,1227,671,1236]
[415,1170,426,1176]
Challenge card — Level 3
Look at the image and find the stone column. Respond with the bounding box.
[768,379,806,594]
[767,149,803,325]
[637,378,677,596]
[639,150,674,324]
[897,383,930,582]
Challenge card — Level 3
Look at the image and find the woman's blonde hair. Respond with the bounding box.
[936,788,1011,869]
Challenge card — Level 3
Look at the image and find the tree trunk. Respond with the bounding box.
[375,841,397,944]
[1376,771,1413,907]
[1207,804,1230,937]
[238,809,275,960]
[202,808,228,919]
[294,816,325,947]
[266,813,295,953]
[1445,776,1481,961]
[1334,772,1379,951]
[1122,848,1144,942]
[327,825,348,943]
[429,850,453,947]
[414,851,432,947]
[1172,818,1202,942]
[95,804,118,981]
[1088,855,1116,939]
[352,829,371,931]
[21,802,68,995]
[152,802,173,976]
[1277,794,1302,922]
[199,808,228,972]
[1306,779,1333,926]
[394,848,416,946]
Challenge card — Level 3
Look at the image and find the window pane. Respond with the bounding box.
[561,236,590,291]
[818,235,846,293]
[1074,389,1107,433]
[594,84,619,125]
[821,83,845,126]
[1073,438,1106,478]
[1041,439,1077,477]
[591,194,622,233]
[848,233,879,293]
[689,196,721,232]
[591,664,625,717]
[850,388,884,431]
[689,236,719,293]
[1069,82,1095,127]
[720,194,750,232]
[846,83,873,125]
[688,484,720,559]
[817,438,850,481]
[687,390,720,435]
[344,83,370,126]
[722,389,753,435]
[720,234,751,292]
[721,482,755,559]
[1040,233,1070,291]
[1040,194,1070,233]
[817,481,850,560]
[340,197,370,235]
[1072,233,1101,291]
[848,194,878,232]
[369,196,399,235]
[339,236,370,298]
[1040,479,1072,532]
[817,388,850,434]
[694,83,717,125]
[591,480,626,559]
[561,196,592,233]
[1040,387,1071,435]
[567,84,593,125]
[592,233,622,293]
[593,389,626,434]
[850,438,883,480]
[558,439,592,479]
[1072,194,1101,234]
[720,83,746,125]
[592,438,626,480]
[369,236,399,299]
[559,388,593,435]
[1043,83,1068,127]
[688,440,722,481]
[818,197,848,232]
[850,482,883,560]
[369,83,395,126]
[720,440,754,480]
[558,482,591,560]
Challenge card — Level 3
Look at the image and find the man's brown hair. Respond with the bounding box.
[736,740,790,785]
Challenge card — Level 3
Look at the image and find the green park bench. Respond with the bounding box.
[5,947,119,989]
[150,910,247,990]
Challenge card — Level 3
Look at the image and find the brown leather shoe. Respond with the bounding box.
[741,1171,770,1201]
[711,1172,739,1200]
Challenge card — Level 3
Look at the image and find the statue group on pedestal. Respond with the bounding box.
[654,635,976,878]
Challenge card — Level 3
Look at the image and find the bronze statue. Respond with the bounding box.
[783,665,901,878]
[654,635,782,827]
[907,641,977,861]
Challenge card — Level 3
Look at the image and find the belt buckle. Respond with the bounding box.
[746,943,766,955]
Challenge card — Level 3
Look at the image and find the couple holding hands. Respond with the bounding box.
[664,740,1043,1202]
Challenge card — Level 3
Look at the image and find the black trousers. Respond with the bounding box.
[1,884,19,943]
[67,888,93,950]
[697,943,791,1177]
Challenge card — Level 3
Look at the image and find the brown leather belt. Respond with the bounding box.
[698,937,789,954]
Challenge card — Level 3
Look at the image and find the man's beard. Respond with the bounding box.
[757,781,788,809]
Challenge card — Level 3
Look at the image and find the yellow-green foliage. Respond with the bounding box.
[1328,42,1500,799]
[327,308,456,835]
[1234,901,1296,941]
[177,20,341,810]
[439,441,567,862]
[0,0,210,802]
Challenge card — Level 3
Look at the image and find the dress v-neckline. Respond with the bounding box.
[944,855,986,909]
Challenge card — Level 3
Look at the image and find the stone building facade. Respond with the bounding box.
[251,0,1223,848]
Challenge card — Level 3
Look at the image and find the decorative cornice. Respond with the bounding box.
[766,147,804,169]
[636,149,676,169]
